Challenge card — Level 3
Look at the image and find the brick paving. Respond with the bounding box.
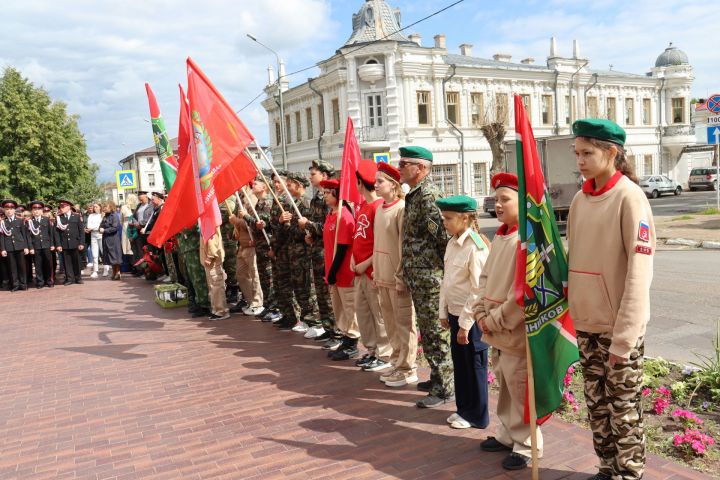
[0,278,712,480]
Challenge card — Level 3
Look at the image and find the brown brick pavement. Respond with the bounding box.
[0,278,712,480]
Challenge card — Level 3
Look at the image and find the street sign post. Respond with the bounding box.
[707,94,720,114]
[709,126,720,211]
[115,170,137,190]
[708,115,720,125]
[372,152,390,163]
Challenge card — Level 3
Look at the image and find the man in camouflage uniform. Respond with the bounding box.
[285,171,320,333]
[270,170,300,329]
[398,145,453,408]
[177,226,211,318]
[577,333,645,480]
[299,159,336,339]
[219,196,240,304]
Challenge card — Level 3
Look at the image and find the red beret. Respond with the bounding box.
[357,159,377,185]
[377,162,400,182]
[491,172,519,191]
[319,178,340,189]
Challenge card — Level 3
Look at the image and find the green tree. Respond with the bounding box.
[0,67,100,204]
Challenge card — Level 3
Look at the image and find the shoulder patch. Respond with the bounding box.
[635,244,652,255]
[469,230,488,251]
[638,220,650,242]
[427,219,439,236]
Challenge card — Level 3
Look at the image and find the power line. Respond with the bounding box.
[237,0,464,113]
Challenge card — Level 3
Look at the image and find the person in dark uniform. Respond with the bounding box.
[26,201,58,288]
[131,191,153,275]
[1,199,30,291]
[43,205,59,283]
[0,209,8,289]
[55,199,85,285]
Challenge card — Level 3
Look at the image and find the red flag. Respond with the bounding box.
[177,85,192,168]
[186,57,258,241]
[339,116,362,205]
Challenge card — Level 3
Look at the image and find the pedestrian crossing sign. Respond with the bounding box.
[373,152,390,164]
[116,170,137,190]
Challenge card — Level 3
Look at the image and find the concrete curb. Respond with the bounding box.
[661,238,720,249]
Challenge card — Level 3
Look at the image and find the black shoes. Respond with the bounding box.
[208,313,230,321]
[480,437,512,453]
[416,394,455,409]
[229,303,246,314]
[355,354,374,367]
[313,330,332,342]
[191,308,211,318]
[75,279,84,284]
[330,337,359,361]
[416,380,432,392]
[501,452,530,470]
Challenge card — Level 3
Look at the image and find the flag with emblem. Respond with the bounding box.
[339,116,362,206]
[513,94,579,421]
[145,83,179,191]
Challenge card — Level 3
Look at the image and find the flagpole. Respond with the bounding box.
[525,336,540,480]
[333,199,343,257]
[252,140,302,218]
[243,147,285,214]
[237,188,271,245]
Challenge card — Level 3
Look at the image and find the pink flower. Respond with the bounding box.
[567,366,575,375]
[642,388,651,397]
[673,428,715,457]
[487,372,496,384]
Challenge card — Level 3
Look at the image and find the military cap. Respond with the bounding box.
[572,118,626,146]
[1,199,18,208]
[151,191,165,200]
[271,168,289,179]
[43,206,52,212]
[29,201,45,209]
[399,145,433,162]
[310,159,335,175]
[491,172,519,191]
[16,205,26,212]
[137,190,148,196]
[435,195,478,213]
[57,199,74,207]
[286,171,310,187]
[319,178,340,190]
[357,159,378,185]
[377,162,401,182]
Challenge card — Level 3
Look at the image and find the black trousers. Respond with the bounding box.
[6,250,27,288]
[25,254,34,283]
[62,248,82,283]
[449,314,490,428]
[33,248,53,285]
[0,255,8,286]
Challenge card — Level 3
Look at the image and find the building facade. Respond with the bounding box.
[262,0,697,195]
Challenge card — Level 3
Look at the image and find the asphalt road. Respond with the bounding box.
[647,189,718,217]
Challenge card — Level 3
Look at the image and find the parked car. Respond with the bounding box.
[688,167,719,191]
[483,195,496,217]
[639,175,682,198]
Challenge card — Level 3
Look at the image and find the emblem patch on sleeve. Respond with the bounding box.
[638,220,650,242]
[427,220,439,235]
[635,244,652,255]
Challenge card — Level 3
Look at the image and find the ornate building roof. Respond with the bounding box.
[343,0,409,47]
[655,43,689,67]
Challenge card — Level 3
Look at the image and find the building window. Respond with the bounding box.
[586,96,599,118]
[417,91,431,125]
[541,95,553,125]
[318,104,325,134]
[473,162,488,196]
[431,164,459,196]
[275,122,281,146]
[627,154,637,173]
[295,111,302,142]
[366,94,384,127]
[446,91,460,125]
[148,173,155,187]
[146,157,154,164]
[671,97,685,124]
[285,114,291,144]
[495,93,509,126]
[625,98,635,126]
[642,98,652,125]
[606,97,617,122]
[644,154,653,175]
[306,108,313,140]
[332,98,340,133]
[471,92,484,127]
[520,94,531,124]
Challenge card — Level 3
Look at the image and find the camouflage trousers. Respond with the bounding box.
[223,240,238,288]
[577,331,645,480]
[405,268,454,398]
[256,244,275,309]
[164,250,178,283]
[310,245,335,331]
[274,247,299,324]
[289,242,319,326]
[179,250,210,309]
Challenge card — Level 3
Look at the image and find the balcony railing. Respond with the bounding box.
[357,125,388,142]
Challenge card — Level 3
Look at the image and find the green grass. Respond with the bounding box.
[672,215,694,221]
[696,208,720,215]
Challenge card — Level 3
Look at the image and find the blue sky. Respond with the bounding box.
[1,0,713,182]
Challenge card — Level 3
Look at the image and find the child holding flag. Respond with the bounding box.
[567,119,655,480]
[436,195,490,430]
[475,173,543,471]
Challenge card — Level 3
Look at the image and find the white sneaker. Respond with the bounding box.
[303,326,325,339]
[90,272,98,279]
[384,371,419,388]
[291,321,309,333]
[86,262,92,268]
[102,266,110,277]
[242,305,264,316]
[163,276,173,283]
[447,413,460,424]
[450,417,472,429]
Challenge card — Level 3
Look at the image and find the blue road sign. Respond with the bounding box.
[708,94,720,114]
[115,169,137,190]
[708,126,720,145]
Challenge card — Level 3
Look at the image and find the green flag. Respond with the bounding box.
[145,83,178,191]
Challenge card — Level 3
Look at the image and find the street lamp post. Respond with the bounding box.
[247,34,288,169]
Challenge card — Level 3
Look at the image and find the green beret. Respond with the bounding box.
[310,159,335,175]
[399,145,433,162]
[286,171,309,187]
[572,118,626,146]
[435,195,477,213]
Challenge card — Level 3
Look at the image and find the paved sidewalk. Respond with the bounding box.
[0,279,712,480]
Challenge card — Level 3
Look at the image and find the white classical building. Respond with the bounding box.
[262,0,697,195]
